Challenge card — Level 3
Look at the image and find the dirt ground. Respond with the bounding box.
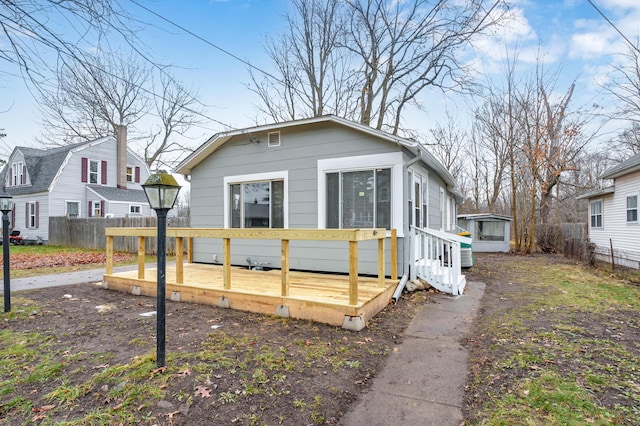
[1,275,428,425]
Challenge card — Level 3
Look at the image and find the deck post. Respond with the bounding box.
[349,240,358,305]
[377,237,385,287]
[176,237,184,284]
[223,238,231,289]
[106,235,114,275]
[187,237,193,263]
[391,229,397,280]
[137,236,145,279]
[281,239,290,296]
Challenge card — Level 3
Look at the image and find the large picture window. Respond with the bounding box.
[326,168,391,229]
[224,171,287,229]
[590,199,603,228]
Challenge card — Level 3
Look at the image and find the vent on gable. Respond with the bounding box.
[267,131,281,147]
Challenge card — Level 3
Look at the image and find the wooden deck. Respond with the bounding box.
[103,228,400,330]
[103,264,399,329]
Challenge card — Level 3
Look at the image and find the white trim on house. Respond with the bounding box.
[223,170,289,228]
[626,192,638,224]
[317,152,403,236]
[590,198,603,229]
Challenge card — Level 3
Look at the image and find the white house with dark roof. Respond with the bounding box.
[577,152,640,268]
[0,133,151,242]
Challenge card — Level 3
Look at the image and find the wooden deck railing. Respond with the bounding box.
[105,228,398,306]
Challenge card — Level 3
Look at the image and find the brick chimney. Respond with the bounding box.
[117,125,127,189]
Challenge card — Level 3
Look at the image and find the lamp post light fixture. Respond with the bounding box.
[0,188,14,313]
[142,172,181,368]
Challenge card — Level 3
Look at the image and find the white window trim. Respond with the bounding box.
[65,200,81,217]
[626,193,638,224]
[129,204,142,215]
[12,162,18,186]
[91,200,102,217]
[223,171,289,228]
[267,131,281,147]
[126,166,134,183]
[88,159,101,185]
[590,199,603,229]
[27,201,36,228]
[317,152,403,236]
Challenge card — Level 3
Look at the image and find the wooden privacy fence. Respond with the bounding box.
[104,227,398,306]
[49,216,190,254]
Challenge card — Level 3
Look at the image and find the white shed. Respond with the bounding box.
[457,213,512,253]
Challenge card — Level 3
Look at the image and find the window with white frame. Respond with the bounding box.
[11,163,18,186]
[318,152,403,233]
[326,168,391,229]
[224,171,287,228]
[627,194,638,223]
[590,199,603,228]
[89,160,100,184]
[130,205,141,215]
[66,201,80,218]
[91,201,102,217]
[126,166,134,183]
[27,202,37,228]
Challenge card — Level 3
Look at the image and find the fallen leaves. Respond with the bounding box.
[194,385,212,398]
[1,251,135,270]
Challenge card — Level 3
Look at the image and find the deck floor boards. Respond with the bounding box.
[103,263,399,328]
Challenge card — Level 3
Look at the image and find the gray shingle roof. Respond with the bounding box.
[1,140,95,195]
[87,186,148,203]
[600,152,640,179]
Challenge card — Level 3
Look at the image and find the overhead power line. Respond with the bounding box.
[587,0,640,54]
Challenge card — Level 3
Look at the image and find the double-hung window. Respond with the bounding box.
[224,171,287,228]
[89,160,99,184]
[590,200,603,228]
[326,169,391,229]
[627,194,638,223]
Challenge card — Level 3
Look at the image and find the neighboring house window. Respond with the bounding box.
[224,171,288,228]
[81,158,108,184]
[326,168,391,229]
[130,205,141,215]
[25,202,39,229]
[590,200,603,228]
[126,166,141,183]
[88,201,104,217]
[66,202,80,218]
[627,194,638,223]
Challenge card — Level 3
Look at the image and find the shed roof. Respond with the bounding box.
[457,213,513,221]
[87,186,148,203]
[174,115,455,188]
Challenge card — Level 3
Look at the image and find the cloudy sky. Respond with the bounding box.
[1,0,639,157]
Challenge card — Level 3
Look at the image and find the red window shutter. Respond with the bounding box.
[8,168,11,187]
[22,165,26,184]
[35,202,39,228]
[101,161,107,185]
[100,200,105,217]
[88,201,92,217]
[135,166,140,183]
[25,204,29,228]
[81,158,88,183]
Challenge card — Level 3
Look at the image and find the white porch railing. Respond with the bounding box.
[409,226,469,295]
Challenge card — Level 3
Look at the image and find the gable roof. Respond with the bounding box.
[1,136,114,196]
[600,152,640,179]
[175,115,455,187]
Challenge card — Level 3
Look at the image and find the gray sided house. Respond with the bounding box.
[577,152,640,269]
[1,134,151,242]
[457,213,512,253]
[176,115,461,278]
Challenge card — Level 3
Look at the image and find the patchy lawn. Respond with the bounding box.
[464,253,640,425]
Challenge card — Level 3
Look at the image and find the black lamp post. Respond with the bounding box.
[142,172,181,368]
[0,188,14,313]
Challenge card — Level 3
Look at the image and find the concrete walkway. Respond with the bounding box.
[0,263,160,292]
[340,281,485,426]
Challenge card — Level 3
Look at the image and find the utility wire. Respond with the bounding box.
[128,0,283,84]
[587,0,640,54]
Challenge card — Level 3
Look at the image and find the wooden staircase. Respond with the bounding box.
[409,226,470,295]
